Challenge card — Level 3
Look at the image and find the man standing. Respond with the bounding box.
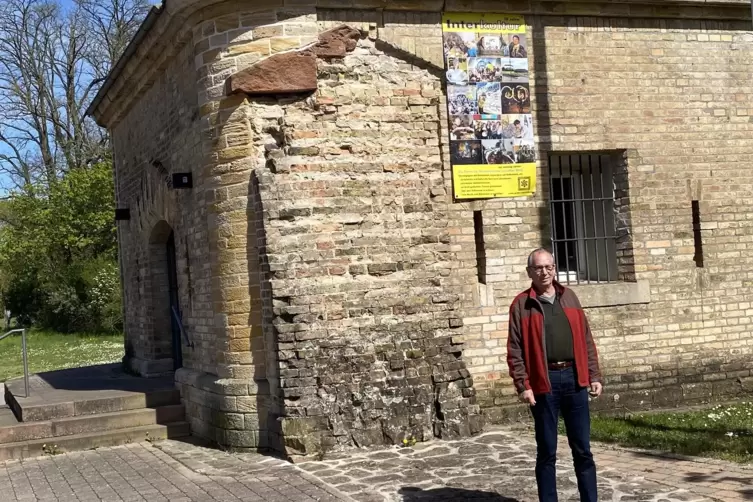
[507,249,603,502]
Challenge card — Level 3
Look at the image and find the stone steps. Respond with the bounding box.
[0,404,186,444]
[0,365,190,460]
[6,387,182,422]
[0,422,190,461]
[0,407,18,428]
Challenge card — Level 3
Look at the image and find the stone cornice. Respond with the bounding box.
[87,0,232,128]
[87,0,752,129]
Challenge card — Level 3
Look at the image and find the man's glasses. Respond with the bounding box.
[529,265,555,273]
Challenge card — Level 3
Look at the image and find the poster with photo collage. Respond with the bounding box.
[443,13,536,199]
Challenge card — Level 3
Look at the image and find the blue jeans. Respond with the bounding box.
[531,367,597,502]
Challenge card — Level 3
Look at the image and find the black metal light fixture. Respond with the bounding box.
[115,208,131,221]
[172,173,193,189]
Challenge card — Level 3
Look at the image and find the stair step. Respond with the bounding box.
[73,390,182,417]
[0,422,190,461]
[0,404,185,444]
[10,388,182,422]
[52,404,185,438]
[0,420,51,444]
[52,404,185,437]
[0,407,18,427]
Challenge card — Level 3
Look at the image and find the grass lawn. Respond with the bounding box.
[585,403,753,463]
[0,330,124,382]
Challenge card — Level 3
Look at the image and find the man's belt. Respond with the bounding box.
[548,361,573,370]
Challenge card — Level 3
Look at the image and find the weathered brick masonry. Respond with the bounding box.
[89,0,753,454]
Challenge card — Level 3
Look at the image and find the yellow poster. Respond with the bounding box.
[452,163,536,199]
[442,13,526,34]
[442,12,536,199]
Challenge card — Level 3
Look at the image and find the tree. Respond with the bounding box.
[0,0,150,331]
[0,0,151,192]
[77,0,152,82]
[0,161,120,331]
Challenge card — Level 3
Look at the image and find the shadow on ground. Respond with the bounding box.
[684,472,753,500]
[7,363,173,393]
[398,486,520,501]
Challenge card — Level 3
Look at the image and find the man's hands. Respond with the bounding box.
[589,382,602,398]
[519,383,602,406]
[519,389,536,406]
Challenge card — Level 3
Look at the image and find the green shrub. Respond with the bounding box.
[0,162,122,333]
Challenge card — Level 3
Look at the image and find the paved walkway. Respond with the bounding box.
[0,440,350,501]
[294,429,717,502]
[596,443,753,502]
[0,427,750,501]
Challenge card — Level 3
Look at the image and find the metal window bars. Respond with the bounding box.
[0,329,29,398]
[548,153,618,285]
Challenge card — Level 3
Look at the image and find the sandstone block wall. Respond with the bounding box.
[110,5,285,449]
[193,5,483,453]
[262,35,484,452]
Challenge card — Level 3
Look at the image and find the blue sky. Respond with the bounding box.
[0,0,161,194]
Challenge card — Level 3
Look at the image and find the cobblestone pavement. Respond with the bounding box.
[1,428,750,501]
[296,428,717,502]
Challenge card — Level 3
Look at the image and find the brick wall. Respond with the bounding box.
[263,33,484,453]
[111,40,207,377]
[191,5,483,453]
[461,15,753,420]
[343,6,753,421]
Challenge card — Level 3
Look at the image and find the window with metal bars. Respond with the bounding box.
[548,152,618,284]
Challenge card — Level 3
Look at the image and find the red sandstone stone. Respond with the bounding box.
[228,50,317,96]
[312,25,361,58]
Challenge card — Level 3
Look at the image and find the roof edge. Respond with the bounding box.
[85,0,752,126]
[86,2,165,121]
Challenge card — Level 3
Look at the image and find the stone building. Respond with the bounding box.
[88,0,753,454]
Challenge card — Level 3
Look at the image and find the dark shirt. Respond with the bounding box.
[539,294,575,363]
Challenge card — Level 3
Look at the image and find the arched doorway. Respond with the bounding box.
[149,221,182,371]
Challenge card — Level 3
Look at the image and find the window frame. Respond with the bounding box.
[547,150,635,285]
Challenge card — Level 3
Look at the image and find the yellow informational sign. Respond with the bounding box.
[442,12,536,199]
[453,163,536,199]
[442,13,527,34]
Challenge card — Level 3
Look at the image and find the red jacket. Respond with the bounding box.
[507,282,602,394]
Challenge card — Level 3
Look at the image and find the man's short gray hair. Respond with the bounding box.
[527,248,554,267]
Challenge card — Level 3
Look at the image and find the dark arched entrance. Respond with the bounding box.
[148,221,182,372]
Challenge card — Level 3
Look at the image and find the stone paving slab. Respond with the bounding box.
[595,442,753,502]
[154,439,353,501]
[0,440,353,502]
